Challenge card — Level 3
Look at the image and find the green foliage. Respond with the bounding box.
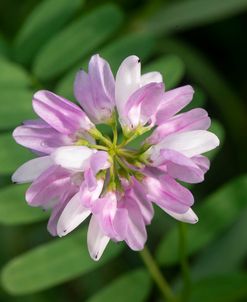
[86,269,151,302]
[143,0,247,34]
[191,206,247,280]
[0,58,31,89]
[33,4,124,81]
[1,230,123,295]
[156,175,247,265]
[0,133,33,174]
[13,0,83,64]
[190,273,247,302]
[0,90,35,130]
[0,184,48,225]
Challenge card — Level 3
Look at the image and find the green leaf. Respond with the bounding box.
[156,175,247,266]
[13,0,83,64]
[0,34,8,57]
[143,55,185,90]
[0,133,34,174]
[0,184,48,225]
[33,4,124,81]
[190,206,247,281]
[0,89,35,130]
[86,269,151,302]
[1,231,123,295]
[56,32,155,100]
[0,58,31,89]
[143,0,247,35]
[190,273,247,302]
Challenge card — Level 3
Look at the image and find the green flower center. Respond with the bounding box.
[77,113,153,191]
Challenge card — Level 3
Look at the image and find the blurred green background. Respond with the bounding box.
[0,0,247,301]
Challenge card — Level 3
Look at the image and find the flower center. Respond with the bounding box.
[75,114,155,191]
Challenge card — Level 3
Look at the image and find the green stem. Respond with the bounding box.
[140,247,177,302]
[178,222,191,302]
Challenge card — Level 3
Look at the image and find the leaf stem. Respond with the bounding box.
[139,246,177,302]
[178,222,191,301]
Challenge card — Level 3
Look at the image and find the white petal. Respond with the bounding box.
[12,156,53,183]
[156,130,219,158]
[115,55,141,116]
[57,192,91,237]
[87,215,110,261]
[165,208,198,224]
[141,72,163,86]
[51,146,95,171]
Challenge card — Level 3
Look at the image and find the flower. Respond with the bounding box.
[12,54,219,260]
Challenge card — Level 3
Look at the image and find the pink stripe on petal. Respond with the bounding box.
[33,90,93,134]
[155,85,194,125]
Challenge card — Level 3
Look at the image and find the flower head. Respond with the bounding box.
[12,54,219,260]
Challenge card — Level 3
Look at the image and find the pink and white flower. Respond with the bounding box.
[12,54,219,260]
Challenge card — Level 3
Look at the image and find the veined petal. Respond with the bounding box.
[33,90,93,134]
[121,197,147,251]
[148,108,211,144]
[141,71,163,86]
[115,55,141,117]
[51,146,96,171]
[153,130,220,158]
[25,165,73,207]
[13,121,71,154]
[151,149,205,183]
[57,192,91,237]
[124,83,164,129]
[155,85,194,124]
[87,215,110,261]
[165,208,198,224]
[74,55,115,124]
[144,175,194,214]
[12,156,53,183]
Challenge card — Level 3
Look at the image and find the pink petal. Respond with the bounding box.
[33,90,93,134]
[155,85,194,124]
[74,54,115,124]
[165,208,198,224]
[87,215,110,261]
[149,108,211,144]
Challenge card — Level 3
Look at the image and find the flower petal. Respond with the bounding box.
[124,83,164,129]
[74,55,115,124]
[155,85,194,124]
[87,215,110,261]
[33,90,92,134]
[115,55,141,117]
[57,192,91,237]
[13,120,71,154]
[12,156,53,183]
[149,108,211,144]
[25,165,73,207]
[51,146,96,171]
[165,208,198,224]
[141,71,163,86]
[144,175,194,214]
[152,149,205,183]
[153,130,220,158]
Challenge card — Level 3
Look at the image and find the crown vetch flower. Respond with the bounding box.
[12,54,219,260]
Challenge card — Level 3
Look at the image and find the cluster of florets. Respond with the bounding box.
[12,55,219,260]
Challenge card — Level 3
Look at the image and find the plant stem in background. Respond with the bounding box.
[139,246,177,302]
[178,222,191,301]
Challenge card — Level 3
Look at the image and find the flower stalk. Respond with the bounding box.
[178,222,191,302]
[140,247,177,302]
